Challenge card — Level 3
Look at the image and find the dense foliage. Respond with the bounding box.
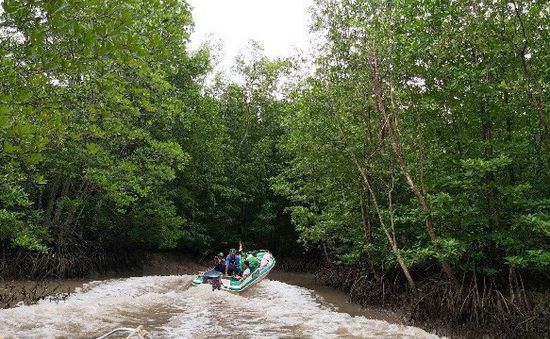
[0,0,292,274]
[1,0,549,303]
[278,0,550,288]
[1,0,194,253]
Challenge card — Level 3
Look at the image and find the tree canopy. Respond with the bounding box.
[0,0,549,291]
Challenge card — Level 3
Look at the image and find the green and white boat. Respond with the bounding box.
[192,250,275,293]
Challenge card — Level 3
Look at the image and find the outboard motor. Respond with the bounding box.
[202,270,222,291]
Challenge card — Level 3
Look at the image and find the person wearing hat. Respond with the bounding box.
[214,252,226,273]
[225,248,241,275]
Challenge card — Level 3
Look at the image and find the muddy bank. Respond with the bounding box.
[0,246,147,280]
[140,252,206,276]
[306,263,550,339]
[4,253,548,339]
[1,252,205,309]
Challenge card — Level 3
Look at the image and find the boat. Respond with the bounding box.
[192,250,275,293]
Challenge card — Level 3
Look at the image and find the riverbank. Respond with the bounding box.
[0,252,205,309]
[1,253,438,337]
[3,253,548,338]
[309,263,550,339]
[0,272,440,338]
[269,270,403,324]
[1,268,404,329]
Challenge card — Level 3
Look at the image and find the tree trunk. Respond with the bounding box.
[511,0,550,145]
[359,193,381,281]
[368,48,459,290]
[45,177,62,223]
[52,180,70,227]
[388,132,460,290]
[351,154,417,291]
[322,244,331,264]
[328,90,416,291]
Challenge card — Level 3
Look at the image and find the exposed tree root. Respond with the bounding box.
[0,245,144,280]
[314,264,550,338]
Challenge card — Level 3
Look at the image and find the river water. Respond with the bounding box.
[0,273,439,338]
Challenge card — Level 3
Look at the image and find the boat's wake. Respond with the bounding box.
[0,275,438,338]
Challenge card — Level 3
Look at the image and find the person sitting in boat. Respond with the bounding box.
[239,251,247,272]
[240,260,251,281]
[225,248,241,275]
[214,252,226,273]
[245,252,259,272]
[212,252,221,266]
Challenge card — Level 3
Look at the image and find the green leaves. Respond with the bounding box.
[2,0,22,15]
[276,0,550,280]
[460,155,513,178]
[1,0,549,284]
[516,213,550,237]
[12,224,49,252]
[0,0,200,254]
[507,250,550,272]
[85,142,100,156]
[432,237,466,263]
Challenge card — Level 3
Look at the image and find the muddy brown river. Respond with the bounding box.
[0,271,439,338]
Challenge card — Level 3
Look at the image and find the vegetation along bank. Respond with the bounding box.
[1,0,549,337]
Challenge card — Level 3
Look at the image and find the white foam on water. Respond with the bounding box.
[0,276,439,339]
[0,275,193,338]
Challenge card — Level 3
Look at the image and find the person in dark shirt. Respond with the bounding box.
[213,252,226,273]
[225,248,241,275]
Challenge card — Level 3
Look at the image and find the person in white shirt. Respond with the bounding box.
[241,260,251,281]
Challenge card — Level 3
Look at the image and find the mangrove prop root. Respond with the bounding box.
[314,264,550,338]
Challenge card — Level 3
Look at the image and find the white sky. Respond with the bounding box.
[187,0,314,71]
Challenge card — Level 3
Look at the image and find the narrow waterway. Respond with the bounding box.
[0,272,439,338]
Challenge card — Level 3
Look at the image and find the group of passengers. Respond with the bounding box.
[213,247,259,280]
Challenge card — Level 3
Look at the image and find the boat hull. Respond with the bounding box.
[192,250,275,293]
